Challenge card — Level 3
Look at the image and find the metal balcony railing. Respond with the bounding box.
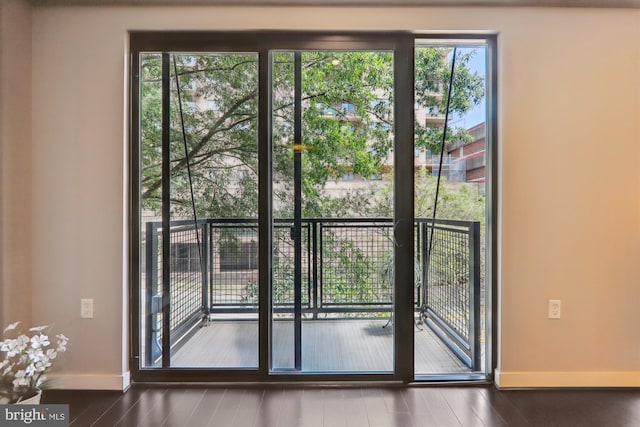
[144,217,481,370]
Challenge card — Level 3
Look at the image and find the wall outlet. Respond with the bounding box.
[80,298,94,318]
[548,299,561,319]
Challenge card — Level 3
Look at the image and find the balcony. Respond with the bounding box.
[143,218,481,374]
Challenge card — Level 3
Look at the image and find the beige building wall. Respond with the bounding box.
[0,0,32,332]
[0,4,636,388]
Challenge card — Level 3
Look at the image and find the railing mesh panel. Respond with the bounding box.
[144,217,479,369]
[210,223,259,307]
[320,223,393,307]
[154,228,164,348]
[272,223,311,308]
[168,225,204,331]
[425,224,471,341]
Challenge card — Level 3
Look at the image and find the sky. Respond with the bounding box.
[450,47,487,130]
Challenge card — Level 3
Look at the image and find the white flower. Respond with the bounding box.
[34,360,50,372]
[26,348,44,364]
[1,335,28,357]
[12,370,29,388]
[1,338,13,352]
[30,334,50,349]
[56,334,68,352]
[3,322,20,333]
[0,322,69,403]
[25,364,36,376]
[0,322,68,402]
[1,339,21,357]
[17,335,29,348]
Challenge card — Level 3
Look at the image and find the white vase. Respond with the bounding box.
[16,390,42,405]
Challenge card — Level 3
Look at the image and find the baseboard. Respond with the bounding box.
[495,369,640,388]
[47,372,131,391]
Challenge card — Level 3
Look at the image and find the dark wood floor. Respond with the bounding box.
[42,386,640,426]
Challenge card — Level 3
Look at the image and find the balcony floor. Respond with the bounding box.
[172,318,469,373]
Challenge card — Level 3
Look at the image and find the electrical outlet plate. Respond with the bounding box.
[548,299,561,319]
[80,298,94,318]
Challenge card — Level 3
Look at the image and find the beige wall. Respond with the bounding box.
[0,0,32,332]
[22,5,640,388]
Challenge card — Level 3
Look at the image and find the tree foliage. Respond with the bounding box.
[139,48,485,220]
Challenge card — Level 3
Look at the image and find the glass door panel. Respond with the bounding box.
[270,51,298,369]
[270,50,395,373]
[133,34,492,381]
[139,52,163,369]
[139,52,260,368]
[413,43,488,376]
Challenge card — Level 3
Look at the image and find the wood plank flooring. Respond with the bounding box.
[171,319,468,373]
[41,386,640,426]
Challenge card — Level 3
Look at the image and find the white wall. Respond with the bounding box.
[24,6,640,388]
[0,0,32,331]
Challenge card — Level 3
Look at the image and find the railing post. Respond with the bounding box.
[209,223,214,314]
[414,221,419,308]
[312,220,319,319]
[201,222,209,319]
[421,221,429,312]
[318,223,324,311]
[145,222,161,366]
[469,221,482,371]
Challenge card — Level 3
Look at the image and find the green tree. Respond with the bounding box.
[139,48,484,220]
[414,48,485,152]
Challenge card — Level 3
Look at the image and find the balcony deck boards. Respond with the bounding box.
[171,319,468,373]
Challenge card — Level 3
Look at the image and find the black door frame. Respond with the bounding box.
[129,31,497,383]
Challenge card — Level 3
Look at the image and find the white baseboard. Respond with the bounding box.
[47,372,131,391]
[495,369,640,388]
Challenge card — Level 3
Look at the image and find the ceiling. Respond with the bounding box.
[28,0,640,8]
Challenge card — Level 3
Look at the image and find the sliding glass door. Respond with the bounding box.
[137,51,261,369]
[270,50,395,372]
[412,41,490,378]
[131,32,494,382]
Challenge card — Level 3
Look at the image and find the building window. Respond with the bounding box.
[170,242,200,272]
[219,240,258,271]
